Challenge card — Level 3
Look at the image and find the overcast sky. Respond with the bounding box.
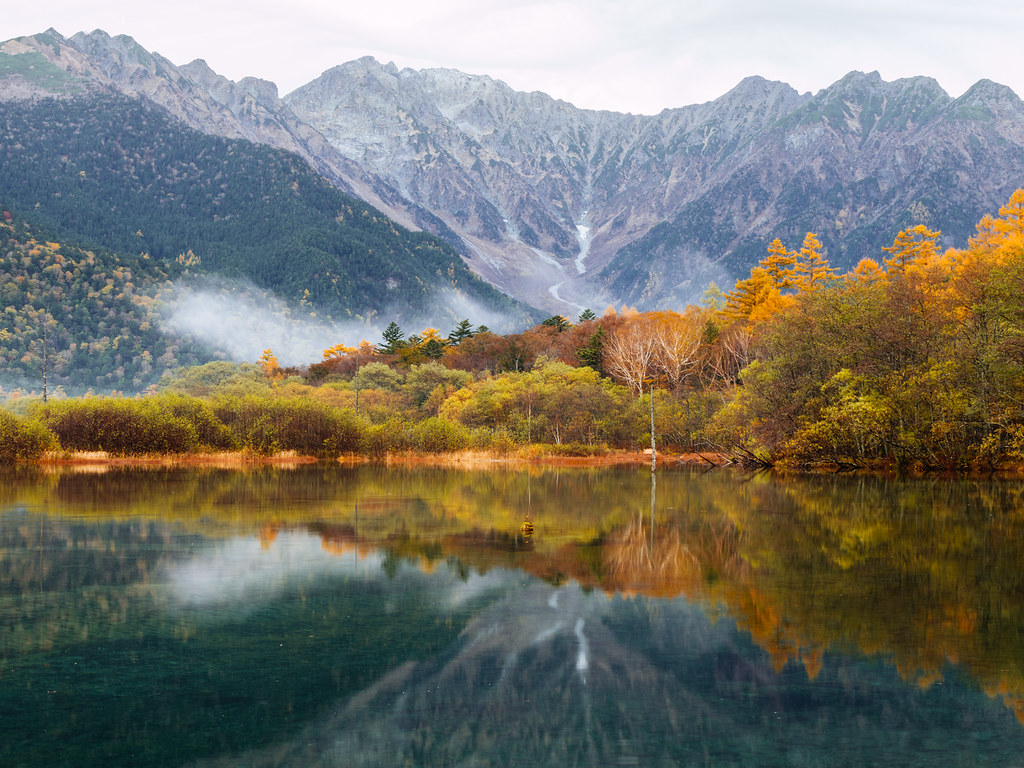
[6,0,1023,114]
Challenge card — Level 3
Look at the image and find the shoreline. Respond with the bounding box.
[33,449,730,470]
[28,451,1024,477]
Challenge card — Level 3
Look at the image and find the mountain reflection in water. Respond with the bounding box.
[192,582,1021,768]
[2,465,1024,767]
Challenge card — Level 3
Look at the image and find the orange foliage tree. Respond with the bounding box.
[258,348,283,379]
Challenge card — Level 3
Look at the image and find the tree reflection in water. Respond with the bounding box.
[5,466,1024,766]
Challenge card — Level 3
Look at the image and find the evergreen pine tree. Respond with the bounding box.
[447,319,475,345]
[380,322,405,354]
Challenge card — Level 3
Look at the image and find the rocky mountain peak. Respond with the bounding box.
[722,74,805,104]
[67,29,158,74]
[956,78,1024,112]
[319,56,402,93]
[3,30,1023,315]
[182,59,281,108]
[824,69,884,93]
[675,75,808,141]
[179,58,224,86]
[815,70,947,106]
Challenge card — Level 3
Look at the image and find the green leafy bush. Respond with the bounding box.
[34,398,199,455]
[363,417,410,457]
[409,417,470,453]
[152,394,238,451]
[0,410,57,461]
[159,362,270,398]
[541,442,610,457]
[213,396,364,458]
[468,427,518,455]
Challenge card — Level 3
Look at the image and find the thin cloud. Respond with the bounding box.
[7,1,1024,115]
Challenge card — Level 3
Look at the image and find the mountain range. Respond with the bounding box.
[3,28,1024,317]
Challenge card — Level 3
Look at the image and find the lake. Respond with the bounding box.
[2,464,1024,767]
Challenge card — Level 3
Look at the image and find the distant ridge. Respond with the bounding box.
[3,29,1024,313]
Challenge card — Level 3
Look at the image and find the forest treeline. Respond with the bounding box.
[3,190,1024,470]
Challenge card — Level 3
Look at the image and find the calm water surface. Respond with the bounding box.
[2,465,1024,766]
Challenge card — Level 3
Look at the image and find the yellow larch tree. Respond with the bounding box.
[995,188,1024,236]
[258,348,283,379]
[722,267,779,321]
[792,233,837,291]
[322,342,355,361]
[761,238,796,290]
[881,225,941,273]
[849,257,888,286]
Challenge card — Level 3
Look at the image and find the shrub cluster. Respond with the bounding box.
[0,409,57,461]
[34,397,203,455]
[212,396,363,459]
[27,394,368,459]
[362,417,475,457]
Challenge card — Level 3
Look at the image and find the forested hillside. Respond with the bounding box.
[0,94,529,325]
[0,212,217,393]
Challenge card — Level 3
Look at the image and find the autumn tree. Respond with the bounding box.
[722,267,779,322]
[941,190,1024,457]
[971,188,1024,247]
[603,313,661,395]
[791,233,837,291]
[318,339,379,378]
[881,225,941,273]
[650,309,704,391]
[701,321,756,388]
[258,348,283,379]
[419,328,447,360]
[706,194,1024,468]
[440,330,506,372]
[850,258,888,286]
[322,342,355,361]
[761,238,796,290]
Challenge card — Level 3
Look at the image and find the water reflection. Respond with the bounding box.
[191,582,1023,768]
[166,531,385,609]
[3,466,1024,766]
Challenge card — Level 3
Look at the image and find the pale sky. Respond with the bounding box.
[4,0,1023,114]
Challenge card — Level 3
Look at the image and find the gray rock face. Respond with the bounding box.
[4,30,1024,313]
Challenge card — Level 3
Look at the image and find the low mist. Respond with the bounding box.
[160,278,529,366]
[160,278,379,366]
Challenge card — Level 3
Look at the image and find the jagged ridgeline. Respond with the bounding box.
[0,93,529,324]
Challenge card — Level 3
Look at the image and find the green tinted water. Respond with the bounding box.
[2,465,1024,766]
